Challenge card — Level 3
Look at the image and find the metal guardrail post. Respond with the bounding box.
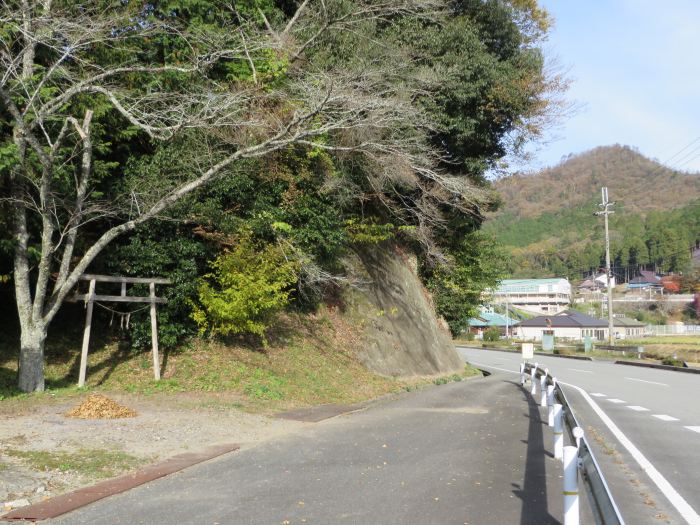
[564,445,580,525]
[521,363,625,525]
[553,403,564,461]
[540,369,548,406]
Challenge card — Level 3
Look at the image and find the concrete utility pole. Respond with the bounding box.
[594,187,615,345]
[505,295,510,338]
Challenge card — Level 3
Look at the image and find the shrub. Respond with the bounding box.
[483,327,501,342]
[661,356,685,367]
[191,236,298,342]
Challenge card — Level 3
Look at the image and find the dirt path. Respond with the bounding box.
[0,392,306,513]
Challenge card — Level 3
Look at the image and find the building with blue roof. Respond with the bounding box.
[467,307,518,338]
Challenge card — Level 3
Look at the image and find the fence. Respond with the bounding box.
[520,362,625,525]
[646,324,700,336]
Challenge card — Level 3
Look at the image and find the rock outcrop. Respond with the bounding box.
[343,244,463,377]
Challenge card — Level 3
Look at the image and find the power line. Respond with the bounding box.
[674,148,700,171]
[669,142,700,171]
[660,135,700,166]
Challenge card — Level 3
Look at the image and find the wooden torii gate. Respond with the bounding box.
[71,274,171,387]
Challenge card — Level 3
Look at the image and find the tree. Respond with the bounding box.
[0,0,458,392]
[425,232,507,334]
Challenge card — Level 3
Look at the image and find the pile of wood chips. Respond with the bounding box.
[64,393,138,419]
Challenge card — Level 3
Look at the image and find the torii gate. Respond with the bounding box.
[71,274,171,387]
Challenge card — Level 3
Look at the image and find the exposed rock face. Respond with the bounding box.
[343,244,463,377]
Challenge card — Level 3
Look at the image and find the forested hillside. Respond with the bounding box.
[484,145,700,279]
[0,0,559,392]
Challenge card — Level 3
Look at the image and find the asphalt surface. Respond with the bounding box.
[47,374,572,525]
[458,347,700,525]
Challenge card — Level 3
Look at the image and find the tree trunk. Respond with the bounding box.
[18,325,47,392]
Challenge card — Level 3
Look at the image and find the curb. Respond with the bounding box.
[275,402,369,422]
[0,443,240,522]
[456,346,593,361]
[613,360,700,375]
[537,353,593,361]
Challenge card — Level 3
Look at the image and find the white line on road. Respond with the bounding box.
[607,398,626,404]
[685,426,700,434]
[653,415,680,422]
[469,360,700,524]
[568,368,593,373]
[590,393,607,397]
[627,406,649,412]
[562,383,700,525]
[625,377,669,386]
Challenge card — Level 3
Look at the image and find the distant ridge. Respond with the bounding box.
[492,145,700,220]
[483,145,700,279]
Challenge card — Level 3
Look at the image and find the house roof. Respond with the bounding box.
[578,279,603,289]
[495,278,570,294]
[518,309,607,328]
[639,270,662,284]
[468,311,518,328]
[629,276,663,287]
[613,316,646,327]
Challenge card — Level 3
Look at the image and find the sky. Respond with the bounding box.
[527,0,700,172]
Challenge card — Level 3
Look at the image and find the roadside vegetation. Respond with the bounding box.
[453,335,700,366]
[0,307,480,411]
[0,0,560,394]
[3,449,142,480]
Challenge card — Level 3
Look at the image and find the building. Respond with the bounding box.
[628,270,663,291]
[467,308,518,338]
[594,273,616,289]
[576,279,605,302]
[612,316,647,339]
[492,278,571,315]
[514,310,608,341]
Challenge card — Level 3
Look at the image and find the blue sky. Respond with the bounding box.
[528,1,700,172]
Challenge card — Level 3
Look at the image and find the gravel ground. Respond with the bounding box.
[0,392,305,513]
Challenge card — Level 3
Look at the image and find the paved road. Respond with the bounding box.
[48,375,568,525]
[458,347,700,525]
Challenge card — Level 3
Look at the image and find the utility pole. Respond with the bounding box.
[594,187,615,345]
[505,294,510,339]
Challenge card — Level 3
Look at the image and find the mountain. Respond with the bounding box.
[493,145,700,219]
[483,145,700,280]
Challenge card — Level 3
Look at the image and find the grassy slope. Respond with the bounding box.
[0,307,478,411]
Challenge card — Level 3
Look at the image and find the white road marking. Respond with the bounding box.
[590,393,607,397]
[468,359,700,524]
[685,426,700,434]
[568,368,593,373]
[625,377,669,386]
[627,406,649,412]
[653,415,680,422]
[607,398,626,404]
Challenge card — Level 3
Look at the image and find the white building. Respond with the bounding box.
[515,310,608,341]
[594,273,616,289]
[492,278,571,315]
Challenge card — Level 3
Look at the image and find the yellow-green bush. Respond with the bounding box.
[191,237,297,342]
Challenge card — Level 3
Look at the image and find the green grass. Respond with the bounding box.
[624,336,700,345]
[1,309,474,412]
[5,449,142,478]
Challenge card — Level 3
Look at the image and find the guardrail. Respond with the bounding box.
[520,362,625,525]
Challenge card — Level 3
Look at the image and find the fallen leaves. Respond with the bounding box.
[64,394,137,419]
